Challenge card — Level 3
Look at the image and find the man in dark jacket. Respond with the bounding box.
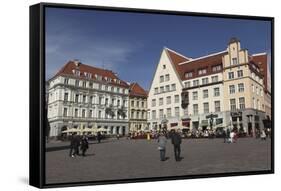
[69,134,80,157]
[171,130,182,161]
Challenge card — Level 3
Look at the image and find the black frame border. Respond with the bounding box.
[29,2,274,188]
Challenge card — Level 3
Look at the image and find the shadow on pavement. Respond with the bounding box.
[46,140,116,152]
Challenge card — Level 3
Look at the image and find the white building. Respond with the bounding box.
[147,48,188,130]
[148,38,270,134]
[47,60,130,137]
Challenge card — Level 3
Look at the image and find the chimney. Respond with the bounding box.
[73,59,81,67]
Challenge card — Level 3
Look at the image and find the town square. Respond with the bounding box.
[44,6,272,184]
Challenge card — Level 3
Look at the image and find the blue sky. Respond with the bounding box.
[45,7,271,90]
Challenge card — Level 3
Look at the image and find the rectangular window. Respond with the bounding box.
[193,80,199,86]
[166,96,171,104]
[105,98,108,105]
[165,85,170,92]
[75,80,79,86]
[202,78,209,85]
[192,91,198,100]
[111,98,115,105]
[215,101,221,112]
[256,87,259,95]
[152,110,156,119]
[89,82,93,88]
[167,108,172,117]
[175,107,180,117]
[117,100,120,106]
[212,65,222,72]
[160,86,164,93]
[230,99,236,111]
[238,83,245,92]
[203,102,209,113]
[193,104,198,115]
[89,110,93,118]
[64,92,68,101]
[136,101,139,107]
[152,99,156,107]
[198,68,207,75]
[237,70,243,78]
[159,109,164,119]
[229,85,235,94]
[174,95,179,103]
[252,84,255,92]
[82,95,86,103]
[159,98,163,106]
[185,72,193,78]
[160,75,164,83]
[232,58,238,65]
[214,87,220,97]
[75,94,79,103]
[228,72,234,79]
[203,89,208,98]
[64,78,69,84]
[82,81,86,88]
[154,87,159,94]
[99,97,103,105]
[211,76,218,83]
[82,109,85,118]
[239,97,245,109]
[74,109,78,117]
[98,111,102,118]
[171,84,176,91]
[165,74,170,81]
[89,96,93,104]
[184,81,191,88]
[63,108,68,117]
[141,101,144,107]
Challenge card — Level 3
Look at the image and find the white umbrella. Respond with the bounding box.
[97,127,107,132]
[168,126,182,130]
[62,128,81,133]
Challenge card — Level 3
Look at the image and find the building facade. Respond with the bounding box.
[47,60,130,137]
[128,83,148,132]
[148,38,271,134]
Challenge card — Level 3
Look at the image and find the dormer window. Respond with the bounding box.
[212,65,222,72]
[185,72,193,78]
[163,65,166,69]
[198,68,207,75]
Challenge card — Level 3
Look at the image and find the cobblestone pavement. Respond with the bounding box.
[45,137,271,184]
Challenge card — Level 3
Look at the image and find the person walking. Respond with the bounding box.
[80,135,89,157]
[97,132,102,143]
[171,129,182,161]
[157,132,167,161]
[73,134,80,157]
[69,133,75,157]
[260,129,266,141]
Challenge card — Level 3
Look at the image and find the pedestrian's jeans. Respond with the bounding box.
[160,149,166,161]
[173,145,181,160]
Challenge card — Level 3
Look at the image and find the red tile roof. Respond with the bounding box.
[54,60,129,88]
[165,48,226,80]
[129,83,148,98]
[251,54,268,91]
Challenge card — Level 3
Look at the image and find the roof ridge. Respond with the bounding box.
[178,50,227,65]
[164,47,192,61]
[252,52,267,56]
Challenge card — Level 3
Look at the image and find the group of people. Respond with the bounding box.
[69,134,89,157]
[157,130,183,162]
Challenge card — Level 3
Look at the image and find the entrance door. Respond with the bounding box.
[248,123,252,136]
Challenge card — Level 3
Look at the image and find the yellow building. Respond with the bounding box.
[128,83,148,132]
